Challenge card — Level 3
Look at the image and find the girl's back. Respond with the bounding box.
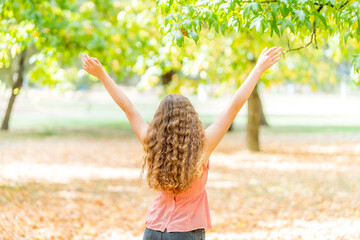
[145,160,211,233]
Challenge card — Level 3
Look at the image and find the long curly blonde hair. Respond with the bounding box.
[141,94,206,195]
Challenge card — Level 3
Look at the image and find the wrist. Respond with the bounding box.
[97,69,108,80]
[253,64,264,75]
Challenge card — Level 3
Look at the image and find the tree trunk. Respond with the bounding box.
[259,94,269,126]
[161,70,176,85]
[246,84,261,151]
[1,50,26,131]
[228,88,267,133]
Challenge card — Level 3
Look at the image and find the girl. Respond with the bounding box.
[81,46,282,240]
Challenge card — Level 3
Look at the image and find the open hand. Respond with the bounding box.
[255,47,282,73]
[81,53,105,79]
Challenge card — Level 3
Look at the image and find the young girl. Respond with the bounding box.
[81,46,282,240]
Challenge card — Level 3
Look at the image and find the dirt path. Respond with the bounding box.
[1,132,360,239]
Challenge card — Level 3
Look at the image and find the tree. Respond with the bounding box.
[157,0,359,63]
[156,0,360,151]
[0,0,166,130]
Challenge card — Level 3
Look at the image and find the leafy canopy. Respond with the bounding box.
[156,0,360,72]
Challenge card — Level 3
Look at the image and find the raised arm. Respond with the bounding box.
[81,53,148,146]
[204,47,282,157]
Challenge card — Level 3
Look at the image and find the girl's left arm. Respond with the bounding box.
[82,53,148,146]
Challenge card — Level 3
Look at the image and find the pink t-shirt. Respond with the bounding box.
[145,160,212,232]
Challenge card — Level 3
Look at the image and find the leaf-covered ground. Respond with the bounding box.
[1,131,360,240]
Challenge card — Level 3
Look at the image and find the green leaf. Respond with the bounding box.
[193,18,200,30]
[182,19,192,27]
[284,19,295,33]
[220,24,226,35]
[269,3,279,16]
[352,54,360,73]
[294,10,305,22]
[304,18,312,31]
[173,29,184,47]
[250,2,260,12]
[344,31,352,44]
[244,5,251,17]
[250,17,263,32]
[188,30,199,44]
[200,8,211,19]
[279,19,295,34]
[214,22,219,33]
[270,20,280,37]
[228,16,240,32]
[218,3,230,13]
[165,14,176,25]
[328,0,336,6]
[182,5,193,15]
[279,5,289,18]
[316,12,327,28]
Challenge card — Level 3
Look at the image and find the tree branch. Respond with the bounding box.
[238,0,351,8]
[239,0,277,3]
[282,0,328,55]
[314,0,350,9]
[283,20,317,54]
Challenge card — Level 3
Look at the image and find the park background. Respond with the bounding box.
[1,0,360,239]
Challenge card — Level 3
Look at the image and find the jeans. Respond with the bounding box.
[142,227,205,240]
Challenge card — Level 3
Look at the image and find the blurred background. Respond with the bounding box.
[1,0,360,239]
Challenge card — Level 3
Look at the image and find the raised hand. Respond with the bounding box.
[255,47,282,73]
[81,53,105,79]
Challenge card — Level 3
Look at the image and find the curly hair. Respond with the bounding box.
[141,94,206,195]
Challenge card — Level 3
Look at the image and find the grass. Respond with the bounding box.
[261,125,360,134]
[1,121,359,141]
[2,90,360,140]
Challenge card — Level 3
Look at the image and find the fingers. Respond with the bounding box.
[92,57,100,64]
[272,57,281,63]
[271,51,282,60]
[85,54,95,65]
[83,64,89,71]
[82,53,96,66]
[81,53,101,69]
[265,47,278,55]
[81,56,90,70]
[83,53,91,61]
[82,58,89,68]
[261,47,268,55]
[271,55,281,64]
[266,46,282,56]
[270,47,282,56]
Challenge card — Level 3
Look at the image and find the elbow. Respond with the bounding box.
[122,102,134,115]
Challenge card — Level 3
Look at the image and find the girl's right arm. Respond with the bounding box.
[82,53,148,146]
[204,47,282,157]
